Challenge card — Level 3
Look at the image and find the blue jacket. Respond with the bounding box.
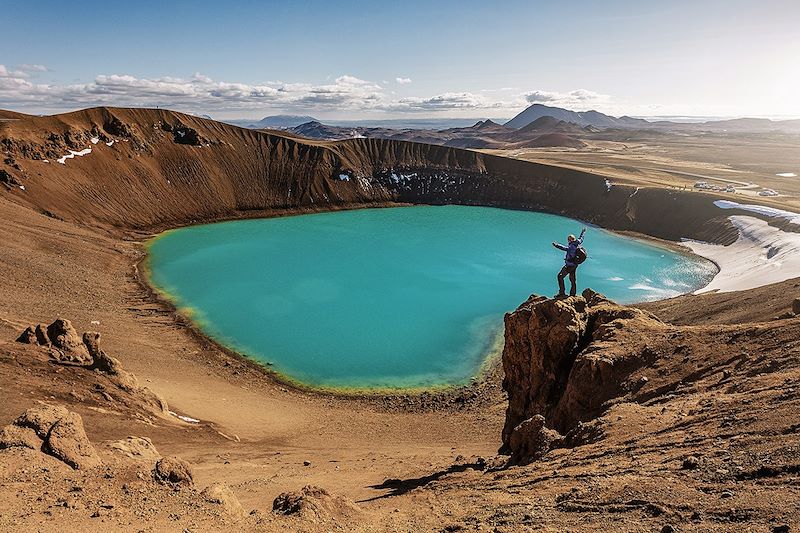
[553,229,586,266]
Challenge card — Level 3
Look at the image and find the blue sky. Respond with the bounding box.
[2,0,799,119]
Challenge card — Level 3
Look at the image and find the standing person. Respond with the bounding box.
[552,227,587,298]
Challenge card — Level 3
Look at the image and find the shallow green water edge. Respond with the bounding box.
[140,208,718,394]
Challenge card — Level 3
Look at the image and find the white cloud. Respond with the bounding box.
[523,89,609,108]
[17,64,48,73]
[0,66,615,117]
[395,77,412,84]
[394,92,498,112]
[0,65,29,79]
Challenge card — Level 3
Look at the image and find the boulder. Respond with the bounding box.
[793,298,800,315]
[202,482,246,518]
[42,411,102,469]
[273,485,360,521]
[153,456,194,488]
[0,405,100,469]
[507,415,564,465]
[109,436,161,460]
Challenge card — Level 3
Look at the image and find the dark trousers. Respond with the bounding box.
[557,265,577,296]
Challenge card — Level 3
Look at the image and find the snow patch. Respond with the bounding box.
[19,185,25,191]
[169,410,200,423]
[106,140,115,147]
[714,199,800,225]
[90,137,99,144]
[57,147,92,165]
[337,173,350,181]
[776,172,796,177]
[683,215,800,293]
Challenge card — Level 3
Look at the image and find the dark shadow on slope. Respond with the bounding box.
[359,461,486,502]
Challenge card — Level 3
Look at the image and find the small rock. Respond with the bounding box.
[772,525,790,533]
[720,490,734,498]
[303,460,312,466]
[661,525,675,533]
[682,456,700,470]
[793,297,800,315]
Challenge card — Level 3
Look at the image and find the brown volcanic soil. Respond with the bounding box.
[1,107,799,531]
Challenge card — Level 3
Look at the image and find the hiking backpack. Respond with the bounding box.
[574,246,588,265]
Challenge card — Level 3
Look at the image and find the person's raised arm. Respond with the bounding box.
[577,227,586,244]
[552,241,568,251]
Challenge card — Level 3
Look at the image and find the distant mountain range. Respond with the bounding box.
[247,115,318,129]
[274,117,588,150]
[505,104,649,129]
[504,103,800,133]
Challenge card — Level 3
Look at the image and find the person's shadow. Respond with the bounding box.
[359,459,487,502]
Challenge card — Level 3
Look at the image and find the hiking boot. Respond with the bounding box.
[554,293,567,299]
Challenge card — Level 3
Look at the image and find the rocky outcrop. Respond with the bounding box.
[272,485,361,521]
[501,289,667,461]
[18,318,92,364]
[0,404,101,469]
[16,319,168,414]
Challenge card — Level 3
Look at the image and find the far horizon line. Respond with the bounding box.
[4,105,800,124]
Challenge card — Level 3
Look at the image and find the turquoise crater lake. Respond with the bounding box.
[147,206,716,389]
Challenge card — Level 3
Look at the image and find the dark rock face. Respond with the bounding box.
[103,116,132,138]
[0,405,101,469]
[153,456,194,488]
[500,289,666,461]
[0,169,21,188]
[172,125,203,146]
